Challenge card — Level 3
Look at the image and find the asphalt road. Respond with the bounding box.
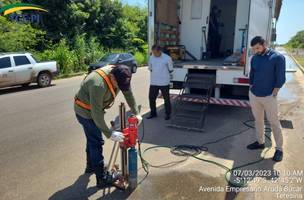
[0,61,303,200]
[0,68,151,200]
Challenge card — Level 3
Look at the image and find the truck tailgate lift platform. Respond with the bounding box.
[167,73,216,132]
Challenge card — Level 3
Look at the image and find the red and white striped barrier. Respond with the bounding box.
[159,94,251,108]
[209,97,250,107]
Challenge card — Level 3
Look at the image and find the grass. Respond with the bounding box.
[54,71,87,80]
[293,56,304,67]
[291,55,304,73]
[285,47,304,72]
[54,64,148,80]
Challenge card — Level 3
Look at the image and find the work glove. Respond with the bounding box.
[110,131,125,142]
[136,114,143,124]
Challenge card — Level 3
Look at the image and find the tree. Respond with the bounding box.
[286,30,304,49]
[120,4,147,51]
[122,5,147,42]
[0,16,45,52]
[28,0,72,42]
[87,0,125,48]
[1,0,149,65]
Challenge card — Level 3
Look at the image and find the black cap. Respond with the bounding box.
[111,65,132,92]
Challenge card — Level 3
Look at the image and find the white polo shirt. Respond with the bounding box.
[148,53,174,86]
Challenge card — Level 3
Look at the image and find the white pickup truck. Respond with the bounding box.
[0,52,58,88]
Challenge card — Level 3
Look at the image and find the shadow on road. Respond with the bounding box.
[48,173,132,200]
[0,84,56,95]
[49,174,97,200]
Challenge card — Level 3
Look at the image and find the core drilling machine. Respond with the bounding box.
[109,103,139,191]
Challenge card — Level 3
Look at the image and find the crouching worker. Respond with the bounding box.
[74,64,142,189]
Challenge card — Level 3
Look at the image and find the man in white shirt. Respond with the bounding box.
[147,45,174,120]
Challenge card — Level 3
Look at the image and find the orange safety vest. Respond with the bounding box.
[75,68,116,110]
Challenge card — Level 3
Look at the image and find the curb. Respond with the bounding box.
[289,54,304,73]
[54,72,86,80]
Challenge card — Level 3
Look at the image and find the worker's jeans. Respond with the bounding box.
[149,85,171,116]
[76,114,104,169]
[249,91,283,150]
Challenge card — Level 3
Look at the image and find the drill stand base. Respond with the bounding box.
[109,164,129,190]
[113,178,128,190]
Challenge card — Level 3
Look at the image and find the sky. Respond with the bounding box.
[125,0,303,45]
[276,0,304,44]
[122,0,147,7]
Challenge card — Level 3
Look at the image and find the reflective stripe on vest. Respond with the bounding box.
[75,98,91,110]
[75,68,116,110]
[95,69,116,99]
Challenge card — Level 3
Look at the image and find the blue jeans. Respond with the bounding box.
[76,114,104,169]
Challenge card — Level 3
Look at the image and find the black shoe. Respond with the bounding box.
[146,114,157,119]
[246,141,265,150]
[96,174,114,189]
[273,150,283,162]
[95,167,115,189]
[164,115,171,120]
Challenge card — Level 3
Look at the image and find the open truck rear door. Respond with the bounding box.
[245,0,273,76]
[148,0,155,56]
[180,0,211,60]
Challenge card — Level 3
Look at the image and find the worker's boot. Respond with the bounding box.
[95,166,116,189]
[84,151,94,174]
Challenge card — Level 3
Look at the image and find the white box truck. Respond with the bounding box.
[148,0,282,107]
